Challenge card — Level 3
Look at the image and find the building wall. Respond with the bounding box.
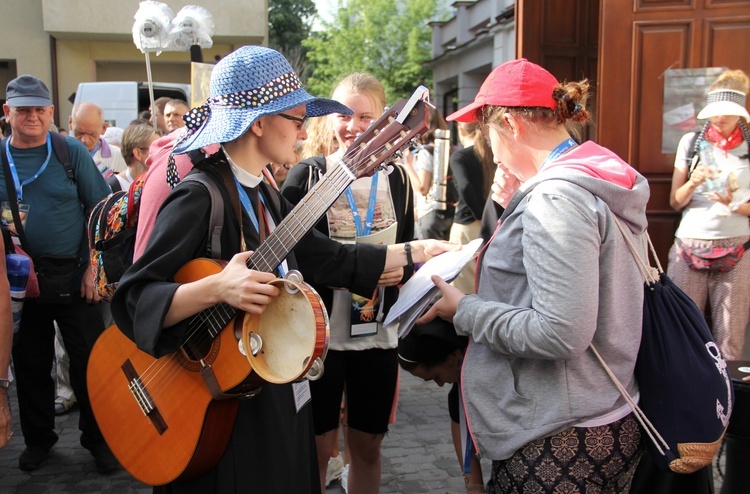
[42,0,266,42]
[0,0,52,97]
[53,39,238,125]
[428,0,515,119]
[1,0,266,127]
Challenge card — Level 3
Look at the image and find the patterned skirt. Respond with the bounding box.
[491,414,643,494]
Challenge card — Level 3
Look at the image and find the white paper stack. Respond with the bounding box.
[385,238,483,337]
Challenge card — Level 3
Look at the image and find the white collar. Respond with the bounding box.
[221,144,263,188]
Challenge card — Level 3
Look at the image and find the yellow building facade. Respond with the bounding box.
[0,0,267,127]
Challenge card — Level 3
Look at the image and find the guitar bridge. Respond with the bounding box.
[122,359,168,435]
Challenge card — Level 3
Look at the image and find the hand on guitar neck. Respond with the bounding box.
[164,250,279,328]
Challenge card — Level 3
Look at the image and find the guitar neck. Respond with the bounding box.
[186,161,358,346]
[185,89,432,346]
[247,162,356,273]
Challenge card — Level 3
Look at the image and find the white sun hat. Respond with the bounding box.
[697,89,750,123]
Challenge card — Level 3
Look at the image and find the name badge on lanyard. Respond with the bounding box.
[2,133,53,236]
[343,173,382,338]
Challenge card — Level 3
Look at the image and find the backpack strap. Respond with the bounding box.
[0,137,31,250]
[739,119,750,160]
[106,174,122,193]
[49,131,75,183]
[1,223,13,255]
[306,156,326,192]
[181,172,225,260]
[262,180,283,217]
[391,162,412,218]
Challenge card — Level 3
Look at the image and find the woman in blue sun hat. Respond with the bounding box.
[111,46,455,493]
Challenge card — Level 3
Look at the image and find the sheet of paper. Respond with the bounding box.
[356,221,398,245]
[396,286,440,338]
[385,238,483,329]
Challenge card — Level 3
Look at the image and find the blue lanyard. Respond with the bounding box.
[344,172,379,237]
[5,133,53,201]
[540,138,578,171]
[234,177,263,234]
[234,177,286,277]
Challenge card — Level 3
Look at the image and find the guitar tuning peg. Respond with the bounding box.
[384,164,394,175]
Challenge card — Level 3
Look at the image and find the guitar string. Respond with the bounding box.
[133,135,407,395]
[136,151,381,394]
[134,160,361,394]
[184,136,401,329]
[137,131,416,398]
[136,127,412,394]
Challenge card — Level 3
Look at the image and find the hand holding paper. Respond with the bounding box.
[384,238,483,336]
[416,275,465,324]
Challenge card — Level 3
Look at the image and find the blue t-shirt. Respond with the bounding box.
[1,134,110,263]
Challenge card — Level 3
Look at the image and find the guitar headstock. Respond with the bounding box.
[342,86,434,179]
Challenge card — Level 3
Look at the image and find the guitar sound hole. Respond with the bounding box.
[182,338,213,361]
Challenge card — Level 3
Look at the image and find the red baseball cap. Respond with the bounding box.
[446,59,559,123]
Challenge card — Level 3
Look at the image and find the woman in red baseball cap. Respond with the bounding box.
[419,59,650,492]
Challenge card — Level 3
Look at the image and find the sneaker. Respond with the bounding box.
[89,442,120,474]
[54,397,76,416]
[341,463,349,493]
[19,445,51,471]
[325,455,344,487]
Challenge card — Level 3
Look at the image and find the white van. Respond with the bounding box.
[73,81,191,128]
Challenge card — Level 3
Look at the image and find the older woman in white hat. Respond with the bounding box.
[110,46,453,494]
[668,69,750,361]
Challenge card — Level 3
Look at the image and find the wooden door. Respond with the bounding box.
[518,0,600,142]
[597,0,750,262]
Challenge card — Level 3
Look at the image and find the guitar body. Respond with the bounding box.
[88,324,245,485]
[88,259,257,486]
[87,89,431,486]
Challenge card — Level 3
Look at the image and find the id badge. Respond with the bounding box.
[1,201,30,244]
[349,288,382,338]
[293,381,311,413]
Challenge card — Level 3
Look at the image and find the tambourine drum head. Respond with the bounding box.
[245,282,316,384]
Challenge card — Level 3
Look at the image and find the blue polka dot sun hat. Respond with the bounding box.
[173,45,353,155]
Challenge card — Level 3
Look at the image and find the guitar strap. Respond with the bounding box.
[200,366,261,400]
[252,188,267,243]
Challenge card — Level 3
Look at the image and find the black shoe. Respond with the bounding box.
[19,446,51,471]
[89,443,120,474]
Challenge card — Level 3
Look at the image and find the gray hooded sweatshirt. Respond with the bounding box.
[455,141,650,460]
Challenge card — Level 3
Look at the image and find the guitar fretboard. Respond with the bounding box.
[188,160,361,340]
[247,161,357,272]
[178,92,429,349]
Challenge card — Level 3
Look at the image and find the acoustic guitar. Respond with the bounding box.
[86,87,433,486]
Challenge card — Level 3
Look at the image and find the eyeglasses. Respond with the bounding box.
[277,113,307,125]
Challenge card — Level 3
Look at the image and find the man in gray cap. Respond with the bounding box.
[0,75,117,473]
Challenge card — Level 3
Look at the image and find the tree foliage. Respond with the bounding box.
[268,0,317,73]
[303,0,444,103]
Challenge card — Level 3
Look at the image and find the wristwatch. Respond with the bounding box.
[0,379,10,392]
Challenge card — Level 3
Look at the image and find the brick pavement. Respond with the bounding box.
[0,370,480,494]
[0,369,733,493]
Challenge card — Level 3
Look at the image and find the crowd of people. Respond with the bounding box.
[1,43,749,494]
